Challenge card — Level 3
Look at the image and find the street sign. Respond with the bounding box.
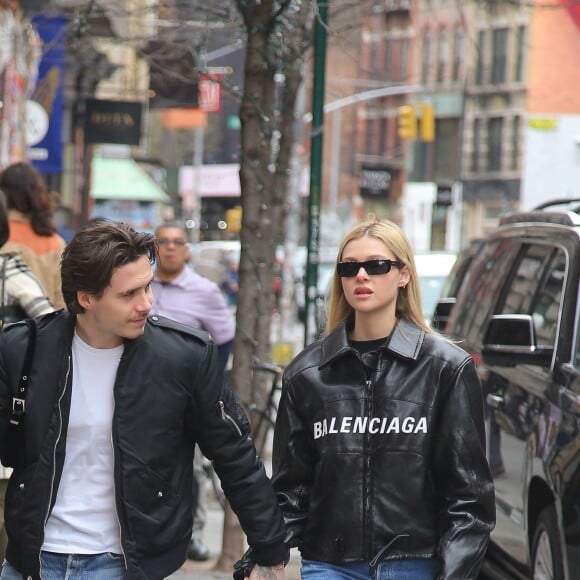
[198,75,222,113]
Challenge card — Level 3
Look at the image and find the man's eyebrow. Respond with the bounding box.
[118,273,155,295]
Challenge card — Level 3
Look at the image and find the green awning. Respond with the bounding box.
[91,157,170,202]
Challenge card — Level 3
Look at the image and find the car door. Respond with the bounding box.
[486,243,567,567]
[554,306,580,578]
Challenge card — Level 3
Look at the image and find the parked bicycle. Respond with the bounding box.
[204,359,284,509]
[245,359,284,458]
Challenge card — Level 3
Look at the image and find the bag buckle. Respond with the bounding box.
[10,397,25,425]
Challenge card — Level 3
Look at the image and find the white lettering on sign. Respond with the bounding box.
[199,78,222,113]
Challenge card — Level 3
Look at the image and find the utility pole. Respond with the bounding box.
[304,0,328,346]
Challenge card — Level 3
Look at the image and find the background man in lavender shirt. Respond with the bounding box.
[151,222,236,561]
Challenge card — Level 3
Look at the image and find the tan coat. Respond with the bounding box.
[5,210,66,309]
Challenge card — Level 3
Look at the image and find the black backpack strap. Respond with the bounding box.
[0,255,7,329]
[9,318,36,427]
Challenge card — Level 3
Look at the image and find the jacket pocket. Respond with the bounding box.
[122,463,187,554]
[216,386,251,438]
[4,461,40,536]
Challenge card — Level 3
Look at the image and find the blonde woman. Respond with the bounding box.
[272,219,495,579]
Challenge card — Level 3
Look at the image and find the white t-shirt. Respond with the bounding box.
[43,332,124,554]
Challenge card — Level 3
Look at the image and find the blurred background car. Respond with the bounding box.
[413,251,458,326]
[430,239,485,332]
[188,240,241,284]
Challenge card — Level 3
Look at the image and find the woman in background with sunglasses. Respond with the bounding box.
[271,218,495,579]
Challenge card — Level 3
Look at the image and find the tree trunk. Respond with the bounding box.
[215,0,312,572]
[214,2,279,572]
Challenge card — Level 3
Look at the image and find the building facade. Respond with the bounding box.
[330,0,580,248]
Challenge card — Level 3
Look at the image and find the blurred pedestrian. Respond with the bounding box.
[0,190,55,562]
[0,190,55,324]
[0,161,66,309]
[269,218,495,579]
[221,253,239,309]
[0,219,288,580]
[151,221,236,561]
[272,258,282,313]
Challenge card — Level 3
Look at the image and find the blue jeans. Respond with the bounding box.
[301,557,440,580]
[1,552,125,580]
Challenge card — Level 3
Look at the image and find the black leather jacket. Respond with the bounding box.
[0,311,287,579]
[272,318,495,579]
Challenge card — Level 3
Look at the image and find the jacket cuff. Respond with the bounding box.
[252,541,290,567]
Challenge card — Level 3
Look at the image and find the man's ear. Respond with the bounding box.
[77,290,93,310]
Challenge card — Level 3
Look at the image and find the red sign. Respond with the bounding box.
[198,75,222,113]
[558,0,580,28]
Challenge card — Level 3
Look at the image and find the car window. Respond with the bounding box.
[497,244,565,348]
[440,239,484,299]
[452,239,517,345]
[499,244,553,315]
[530,250,566,347]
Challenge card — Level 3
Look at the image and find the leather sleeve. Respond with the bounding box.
[271,375,313,549]
[193,341,288,566]
[432,358,496,579]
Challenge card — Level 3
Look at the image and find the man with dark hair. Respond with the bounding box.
[0,220,287,580]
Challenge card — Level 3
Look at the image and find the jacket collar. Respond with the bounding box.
[320,317,425,368]
[54,309,140,354]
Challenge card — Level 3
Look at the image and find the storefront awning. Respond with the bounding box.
[91,157,170,202]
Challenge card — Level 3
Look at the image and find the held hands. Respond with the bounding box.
[246,563,286,580]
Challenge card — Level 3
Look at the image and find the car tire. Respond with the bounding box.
[531,505,565,580]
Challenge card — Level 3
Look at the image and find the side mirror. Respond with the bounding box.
[482,314,553,367]
[431,297,456,332]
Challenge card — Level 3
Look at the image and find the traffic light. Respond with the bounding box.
[397,105,417,140]
[420,103,435,142]
[225,206,242,233]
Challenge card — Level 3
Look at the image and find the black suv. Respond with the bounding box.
[434,200,580,580]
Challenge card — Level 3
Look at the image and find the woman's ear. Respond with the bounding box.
[398,267,411,288]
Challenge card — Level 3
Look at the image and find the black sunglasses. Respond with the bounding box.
[337,259,403,277]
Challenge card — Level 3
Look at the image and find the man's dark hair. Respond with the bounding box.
[61,220,156,314]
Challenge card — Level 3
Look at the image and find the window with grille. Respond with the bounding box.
[487,117,503,171]
[491,28,508,84]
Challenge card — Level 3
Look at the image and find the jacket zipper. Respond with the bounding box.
[40,355,71,573]
[364,378,373,554]
[111,367,128,571]
[218,400,243,436]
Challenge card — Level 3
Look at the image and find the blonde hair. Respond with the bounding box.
[325,218,433,336]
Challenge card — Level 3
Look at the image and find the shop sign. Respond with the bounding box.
[84,99,142,145]
[360,165,391,198]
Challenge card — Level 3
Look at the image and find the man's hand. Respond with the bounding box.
[247,563,286,580]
